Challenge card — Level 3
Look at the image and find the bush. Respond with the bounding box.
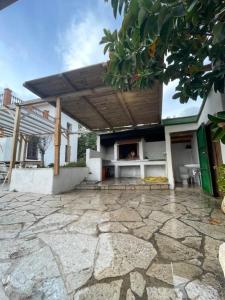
[63,160,86,168]
[217,164,225,194]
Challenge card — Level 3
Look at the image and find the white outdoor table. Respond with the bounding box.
[184,164,200,185]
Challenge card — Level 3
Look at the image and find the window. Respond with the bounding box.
[27,137,38,160]
[67,122,72,132]
[65,145,71,162]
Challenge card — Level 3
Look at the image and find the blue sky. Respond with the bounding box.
[0,0,202,118]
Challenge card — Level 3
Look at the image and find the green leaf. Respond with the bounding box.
[213,127,225,141]
[172,4,185,17]
[138,7,147,27]
[172,92,181,99]
[187,0,198,14]
[213,22,225,44]
[112,0,119,18]
[208,114,225,123]
[217,112,225,119]
[221,135,225,145]
[158,6,171,33]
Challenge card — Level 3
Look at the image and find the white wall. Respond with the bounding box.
[120,166,140,177]
[198,90,223,125]
[52,167,88,194]
[0,137,12,161]
[171,143,196,182]
[104,146,114,160]
[145,165,166,177]
[164,90,224,189]
[192,132,199,165]
[144,141,166,160]
[10,169,53,194]
[86,149,102,181]
[10,167,88,194]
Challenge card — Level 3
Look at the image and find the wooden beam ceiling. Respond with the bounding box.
[116,92,136,127]
[60,73,113,130]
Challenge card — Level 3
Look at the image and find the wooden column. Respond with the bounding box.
[66,133,71,163]
[54,97,61,175]
[8,105,21,183]
[17,134,22,161]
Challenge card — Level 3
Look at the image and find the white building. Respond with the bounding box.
[2,64,224,196]
[0,89,78,166]
[164,90,225,196]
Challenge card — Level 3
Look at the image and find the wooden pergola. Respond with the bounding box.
[23,62,163,176]
[0,102,69,181]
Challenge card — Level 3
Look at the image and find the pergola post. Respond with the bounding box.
[8,105,21,183]
[17,134,22,161]
[66,133,71,163]
[54,97,61,175]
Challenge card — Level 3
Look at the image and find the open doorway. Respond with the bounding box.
[171,131,200,187]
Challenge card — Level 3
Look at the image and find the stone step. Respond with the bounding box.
[75,183,169,191]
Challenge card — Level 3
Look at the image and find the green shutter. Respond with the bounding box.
[197,125,213,195]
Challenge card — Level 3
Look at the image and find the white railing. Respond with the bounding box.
[11,94,23,105]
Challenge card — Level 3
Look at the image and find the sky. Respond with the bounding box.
[0,0,202,118]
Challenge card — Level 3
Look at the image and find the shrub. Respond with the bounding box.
[63,160,86,168]
[217,164,225,194]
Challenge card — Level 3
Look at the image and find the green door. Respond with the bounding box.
[197,125,213,195]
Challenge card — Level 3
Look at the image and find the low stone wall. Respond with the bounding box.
[10,167,88,194]
[52,167,89,194]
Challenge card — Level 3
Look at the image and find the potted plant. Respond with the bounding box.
[217,164,225,213]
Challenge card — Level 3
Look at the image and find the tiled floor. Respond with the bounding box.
[0,188,224,299]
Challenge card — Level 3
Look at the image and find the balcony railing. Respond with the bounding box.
[0,92,23,107]
[11,94,23,105]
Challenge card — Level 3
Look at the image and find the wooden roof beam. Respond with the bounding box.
[24,82,47,98]
[59,74,113,130]
[60,73,78,91]
[116,92,136,127]
[82,95,113,131]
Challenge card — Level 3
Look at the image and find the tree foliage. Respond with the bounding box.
[78,131,97,160]
[208,111,225,144]
[101,0,225,103]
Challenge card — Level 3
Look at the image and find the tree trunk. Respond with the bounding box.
[41,151,45,167]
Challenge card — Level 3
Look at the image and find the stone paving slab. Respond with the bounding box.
[0,189,225,299]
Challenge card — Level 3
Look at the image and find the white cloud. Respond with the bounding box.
[57,12,109,70]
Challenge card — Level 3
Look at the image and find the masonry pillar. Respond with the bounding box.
[3,88,12,106]
[165,130,174,189]
[96,135,101,152]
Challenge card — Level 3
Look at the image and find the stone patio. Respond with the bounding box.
[0,188,225,299]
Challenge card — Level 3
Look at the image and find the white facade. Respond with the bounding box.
[165,90,225,189]
[0,102,78,166]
